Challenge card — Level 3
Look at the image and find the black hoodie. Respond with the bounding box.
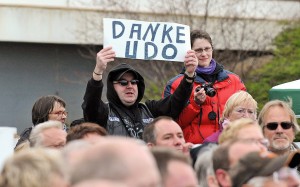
[82,63,194,139]
[106,63,145,107]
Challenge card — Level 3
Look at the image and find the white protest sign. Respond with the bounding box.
[103,18,190,62]
[0,127,17,171]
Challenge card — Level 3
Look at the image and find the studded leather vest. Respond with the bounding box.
[106,103,154,139]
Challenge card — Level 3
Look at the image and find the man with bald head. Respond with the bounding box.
[70,137,161,187]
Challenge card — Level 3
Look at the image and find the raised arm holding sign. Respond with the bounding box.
[82,18,197,139]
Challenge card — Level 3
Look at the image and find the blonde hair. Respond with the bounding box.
[0,148,68,187]
[218,118,259,144]
[14,140,30,153]
[220,91,257,123]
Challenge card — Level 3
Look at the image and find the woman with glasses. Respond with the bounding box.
[203,90,257,143]
[163,29,246,144]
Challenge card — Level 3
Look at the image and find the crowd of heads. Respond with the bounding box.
[2,96,299,187]
[1,28,300,187]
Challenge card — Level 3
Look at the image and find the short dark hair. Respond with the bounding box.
[143,116,173,144]
[151,147,191,183]
[32,95,66,125]
[66,122,107,142]
[212,140,233,172]
[190,29,213,49]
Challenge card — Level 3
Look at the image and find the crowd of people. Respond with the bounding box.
[1,29,300,187]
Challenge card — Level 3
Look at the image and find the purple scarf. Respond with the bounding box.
[195,58,216,75]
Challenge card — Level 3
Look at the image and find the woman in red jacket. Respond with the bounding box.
[163,30,246,144]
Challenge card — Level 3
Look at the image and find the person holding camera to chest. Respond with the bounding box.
[163,29,246,144]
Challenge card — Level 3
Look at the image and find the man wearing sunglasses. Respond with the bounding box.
[258,100,300,157]
[82,46,198,139]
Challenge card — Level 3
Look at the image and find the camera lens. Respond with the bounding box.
[206,87,216,97]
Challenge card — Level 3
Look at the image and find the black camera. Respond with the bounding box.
[196,83,216,97]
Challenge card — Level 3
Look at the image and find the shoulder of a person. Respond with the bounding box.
[166,73,185,86]
[222,70,243,80]
[222,69,238,76]
[293,142,300,149]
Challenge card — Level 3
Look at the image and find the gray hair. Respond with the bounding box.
[29,120,63,147]
[194,144,218,187]
[0,148,68,187]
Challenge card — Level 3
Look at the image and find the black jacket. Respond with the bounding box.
[82,63,193,139]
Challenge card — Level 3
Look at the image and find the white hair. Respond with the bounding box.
[29,120,63,147]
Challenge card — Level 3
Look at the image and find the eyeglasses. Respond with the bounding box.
[113,80,139,86]
[49,111,68,116]
[234,108,256,116]
[239,138,270,148]
[264,122,294,130]
[194,47,212,54]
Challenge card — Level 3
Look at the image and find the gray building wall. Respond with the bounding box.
[0,42,96,133]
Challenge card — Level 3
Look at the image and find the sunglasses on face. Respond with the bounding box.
[264,122,294,130]
[113,79,139,86]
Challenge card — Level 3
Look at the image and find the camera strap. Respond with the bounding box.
[198,107,205,141]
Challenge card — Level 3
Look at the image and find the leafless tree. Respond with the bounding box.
[71,0,298,99]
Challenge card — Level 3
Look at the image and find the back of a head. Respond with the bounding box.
[61,139,93,171]
[212,142,231,173]
[73,180,128,187]
[151,147,198,187]
[151,147,191,180]
[194,144,218,186]
[14,140,30,153]
[218,118,257,144]
[229,151,289,187]
[32,95,66,125]
[70,137,160,187]
[0,148,68,187]
[67,122,107,142]
[70,138,134,184]
[29,120,64,147]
